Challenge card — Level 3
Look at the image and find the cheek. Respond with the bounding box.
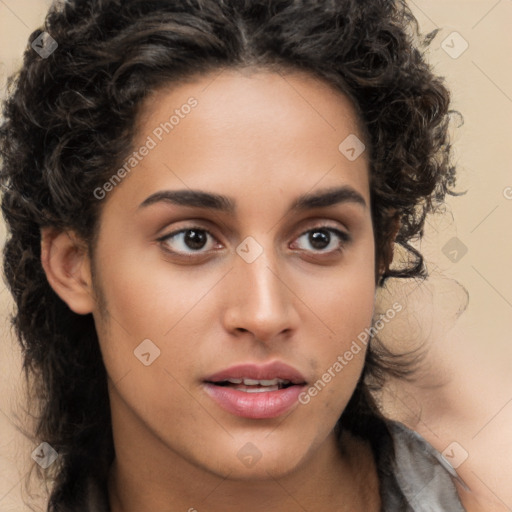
[308,229,376,331]
[91,244,228,396]
[297,263,376,411]
[308,265,376,347]
[93,240,210,334]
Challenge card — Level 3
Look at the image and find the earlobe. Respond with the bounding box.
[378,214,401,277]
[387,214,401,265]
[40,228,96,315]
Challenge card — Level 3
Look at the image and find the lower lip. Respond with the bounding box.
[203,383,305,419]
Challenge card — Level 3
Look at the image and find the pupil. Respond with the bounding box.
[185,230,207,250]
[310,229,330,250]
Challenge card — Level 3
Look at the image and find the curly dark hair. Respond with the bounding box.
[0,0,462,510]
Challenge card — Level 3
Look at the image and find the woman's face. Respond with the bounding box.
[90,68,377,480]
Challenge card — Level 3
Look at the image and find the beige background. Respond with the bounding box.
[0,1,511,510]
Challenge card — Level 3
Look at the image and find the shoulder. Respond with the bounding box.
[377,418,468,512]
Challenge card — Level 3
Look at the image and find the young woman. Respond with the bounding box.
[0,0,467,510]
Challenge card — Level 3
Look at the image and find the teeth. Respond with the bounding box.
[235,386,279,393]
[259,379,279,386]
[243,378,261,385]
[242,378,290,386]
[217,378,293,388]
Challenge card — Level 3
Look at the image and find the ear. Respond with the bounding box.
[40,228,96,315]
[378,213,401,277]
[387,214,401,262]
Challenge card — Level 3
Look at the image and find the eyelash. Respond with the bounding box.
[156,225,351,259]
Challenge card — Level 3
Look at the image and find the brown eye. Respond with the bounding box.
[182,229,208,250]
[293,227,350,253]
[309,229,331,250]
[158,227,218,255]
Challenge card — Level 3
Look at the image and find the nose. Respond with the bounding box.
[222,247,299,343]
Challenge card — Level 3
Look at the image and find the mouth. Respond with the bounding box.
[208,377,296,393]
[203,362,307,419]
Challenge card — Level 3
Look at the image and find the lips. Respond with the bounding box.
[214,377,292,392]
[204,361,307,385]
[203,362,307,419]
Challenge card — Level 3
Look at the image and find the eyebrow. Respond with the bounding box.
[138,185,367,213]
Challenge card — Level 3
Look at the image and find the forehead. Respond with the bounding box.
[139,67,365,148]
[107,68,370,211]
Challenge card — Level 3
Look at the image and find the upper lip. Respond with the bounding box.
[204,361,307,385]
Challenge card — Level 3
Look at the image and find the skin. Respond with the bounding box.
[41,68,387,511]
[377,276,511,512]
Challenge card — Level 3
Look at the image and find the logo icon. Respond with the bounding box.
[236,236,264,263]
[237,442,263,468]
[31,442,58,469]
[441,32,469,59]
[442,237,468,263]
[134,339,161,366]
[31,32,58,59]
[338,134,366,162]
[442,442,469,469]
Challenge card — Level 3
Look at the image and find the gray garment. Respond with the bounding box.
[378,420,468,511]
[77,420,467,511]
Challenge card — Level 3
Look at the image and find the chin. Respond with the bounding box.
[222,458,304,482]
[206,442,309,481]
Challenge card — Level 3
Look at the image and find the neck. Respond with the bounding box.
[108,427,380,512]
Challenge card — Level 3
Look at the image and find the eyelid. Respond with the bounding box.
[291,226,351,252]
[296,224,350,241]
[156,225,219,248]
[157,226,216,240]
[156,222,351,257]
